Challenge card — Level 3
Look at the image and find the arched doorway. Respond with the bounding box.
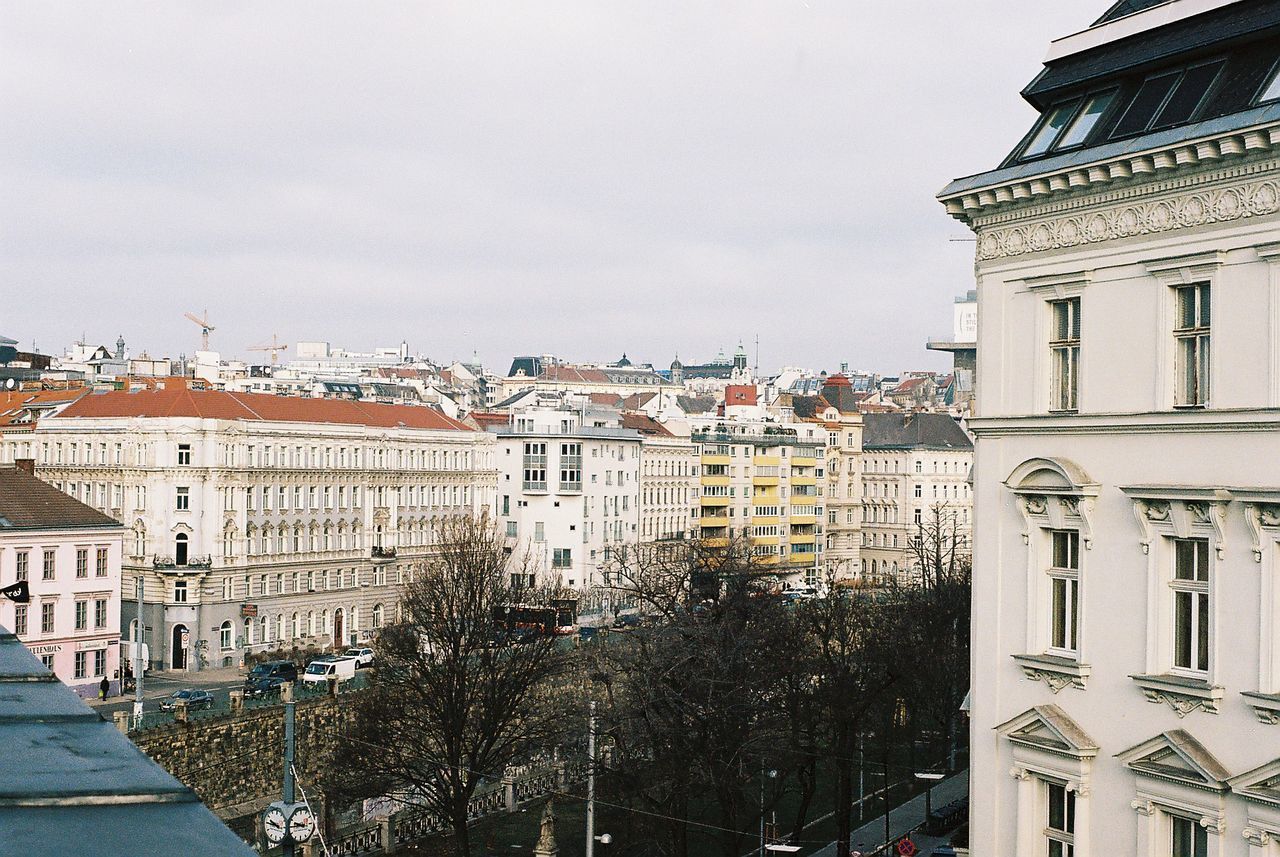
[333,608,345,650]
[174,533,188,566]
[171,624,188,670]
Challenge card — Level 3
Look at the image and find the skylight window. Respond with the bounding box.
[1057,91,1115,148]
[1022,103,1078,158]
[1111,70,1180,137]
[1153,60,1224,129]
[1260,61,1280,103]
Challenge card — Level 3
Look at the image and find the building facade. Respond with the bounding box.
[690,418,827,585]
[633,418,698,544]
[0,462,123,697]
[859,413,972,585]
[941,2,1280,854]
[491,407,642,590]
[16,388,496,671]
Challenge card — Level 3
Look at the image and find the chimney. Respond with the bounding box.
[15,458,35,475]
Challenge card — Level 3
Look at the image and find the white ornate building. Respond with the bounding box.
[9,386,496,671]
[941,1,1280,854]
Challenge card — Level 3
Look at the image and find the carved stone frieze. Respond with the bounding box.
[975,176,1280,260]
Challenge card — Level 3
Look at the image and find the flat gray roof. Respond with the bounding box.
[0,630,254,856]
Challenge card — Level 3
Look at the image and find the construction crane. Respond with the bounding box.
[247,334,289,366]
[184,310,215,351]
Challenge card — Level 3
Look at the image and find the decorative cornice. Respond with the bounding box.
[972,173,1280,261]
[1131,673,1224,717]
[1241,691,1280,726]
[940,122,1280,224]
[1013,653,1091,692]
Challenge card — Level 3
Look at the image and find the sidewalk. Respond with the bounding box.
[811,770,967,857]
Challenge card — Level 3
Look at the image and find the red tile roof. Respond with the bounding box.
[0,389,90,430]
[621,413,673,437]
[468,411,511,428]
[55,389,475,432]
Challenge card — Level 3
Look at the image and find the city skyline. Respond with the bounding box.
[2,2,1083,375]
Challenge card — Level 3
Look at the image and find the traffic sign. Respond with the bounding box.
[896,837,918,857]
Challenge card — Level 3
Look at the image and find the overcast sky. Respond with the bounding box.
[2,2,1088,376]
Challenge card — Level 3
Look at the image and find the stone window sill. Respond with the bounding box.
[1013,653,1091,693]
[1130,673,1223,717]
[1241,691,1280,725]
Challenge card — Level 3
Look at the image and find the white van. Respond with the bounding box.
[119,641,151,674]
[302,655,357,685]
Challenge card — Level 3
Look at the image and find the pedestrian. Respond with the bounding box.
[99,675,110,700]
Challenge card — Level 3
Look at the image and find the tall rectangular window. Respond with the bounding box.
[76,548,88,578]
[1050,297,1081,412]
[75,600,88,631]
[14,605,27,636]
[15,550,28,581]
[1171,815,1207,857]
[1046,781,1075,857]
[1049,531,1080,655]
[94,598,108,629]
[42,549,56,580]
[177,443,191,465]
[41,602,55,634]
[74,651,87,680]
[1172,538,1210,674]
[1174,283,1210,406]
[95,547,108,576]
[523,442,548,490]
[175,487,190,511]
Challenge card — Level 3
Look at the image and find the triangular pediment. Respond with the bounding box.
[1117,730,1230,790]
[1228,758,1280,807]
[996,704,1098,758]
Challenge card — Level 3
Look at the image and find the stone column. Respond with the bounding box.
[379,815,396,854]
[1131,799,1156,857]
[503,776,517,813]
[1011,767,1035,857]
[174,700,188,723]
[113,710,129,734]
[1069,782,1091,857]
[229,689,244,713]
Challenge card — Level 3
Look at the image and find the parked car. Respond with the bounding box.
[244,676,288,698]
[344,647,375,668]
[612,613,642,629]
[245,660,298,685]
[302,655,358,685]
[160,689,214,711]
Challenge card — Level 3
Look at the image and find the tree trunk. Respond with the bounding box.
[451,816,471,857]
[834,722,853,857]
[790,757,817,843]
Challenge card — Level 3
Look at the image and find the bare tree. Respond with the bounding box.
[328,514,570,857]
[591,538,799,857]
[908,502,970,590]
[797,577,904,857]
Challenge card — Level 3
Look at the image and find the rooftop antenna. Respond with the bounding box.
[184,309,215,350]
[754,334,759,380]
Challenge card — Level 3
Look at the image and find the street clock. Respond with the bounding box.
[261,806,288,844]
[262,800,315,844]
[288,804,317,842]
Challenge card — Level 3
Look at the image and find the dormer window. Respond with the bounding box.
[1111,60,1224,138]
[1259,58,1280,103]
[1022,102,1078,158]
[1057,90,1115,148]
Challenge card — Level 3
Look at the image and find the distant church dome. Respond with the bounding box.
[616,353,632,367]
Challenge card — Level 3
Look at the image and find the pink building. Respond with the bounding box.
[0,461,123,698]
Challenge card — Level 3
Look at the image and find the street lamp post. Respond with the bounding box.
[759,766,777,857]
[914,772,944,831]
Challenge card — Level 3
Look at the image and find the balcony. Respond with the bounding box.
[153,555,212,570]
[699,515,730,528]
[371,546,397,563]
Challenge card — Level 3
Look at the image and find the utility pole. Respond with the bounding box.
[585,700,596,857]
[133,574,144,727]
[283,681,297,857]
[857,733,865,823]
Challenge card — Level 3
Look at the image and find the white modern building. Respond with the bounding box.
[489,406,642,590]
[941,1,1280,854]
[12,386,496,671]
[0,461,123,698]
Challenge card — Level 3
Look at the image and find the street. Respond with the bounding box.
[89,665,248,718]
